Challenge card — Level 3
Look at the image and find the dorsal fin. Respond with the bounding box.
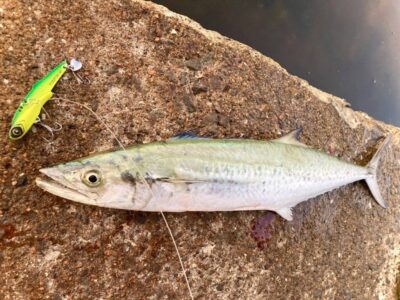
[273,128,308,148]
[167,132,209,141]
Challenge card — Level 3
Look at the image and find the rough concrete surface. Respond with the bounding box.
[0,0,399,299]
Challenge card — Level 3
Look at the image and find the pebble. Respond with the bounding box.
[192,82,208,95]
[203,113,218,125]
[218,114,230,128]
[15,174,28,187]
[185,58,203,71]
[182,95,196,113]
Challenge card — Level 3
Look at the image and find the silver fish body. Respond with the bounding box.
[36,131,389,220]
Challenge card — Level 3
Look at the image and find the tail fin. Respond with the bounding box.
[365,135,392,208]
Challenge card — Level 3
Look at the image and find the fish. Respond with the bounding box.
[35,130,390,221]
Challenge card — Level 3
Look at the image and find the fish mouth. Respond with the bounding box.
[36,168,96,204]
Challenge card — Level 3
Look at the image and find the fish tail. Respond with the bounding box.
[365,135,392,208]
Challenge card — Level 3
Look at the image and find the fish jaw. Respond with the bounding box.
[36,168,97,205]
[36,166,150,210]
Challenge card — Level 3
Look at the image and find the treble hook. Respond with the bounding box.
[35,116,63,142]
[71,71,91,85]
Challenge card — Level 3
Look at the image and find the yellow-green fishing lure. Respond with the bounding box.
[9,60,68,140]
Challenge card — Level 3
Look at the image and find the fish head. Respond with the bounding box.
[35,153,152,210]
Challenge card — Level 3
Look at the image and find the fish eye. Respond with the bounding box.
[83,170,102,187]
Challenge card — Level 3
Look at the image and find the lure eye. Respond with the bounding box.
[83,170,102,187]
[9,126,24,139]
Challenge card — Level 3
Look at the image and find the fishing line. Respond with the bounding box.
[52,96,194,299]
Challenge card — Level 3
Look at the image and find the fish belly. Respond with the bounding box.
[142,172,367,213]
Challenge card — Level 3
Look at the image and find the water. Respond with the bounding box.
[154,0,400,126]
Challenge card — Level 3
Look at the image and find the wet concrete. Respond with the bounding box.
[0,0,399,299]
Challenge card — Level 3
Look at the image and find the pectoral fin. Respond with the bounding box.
[276,207,293,221]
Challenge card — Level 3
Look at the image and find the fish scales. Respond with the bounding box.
[129,140,368,215]
[136,140,366,182]
[35,131,390,220]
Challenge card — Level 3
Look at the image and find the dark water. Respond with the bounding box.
[154,0,400,126]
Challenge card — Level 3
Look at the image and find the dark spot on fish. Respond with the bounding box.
[121,171,136,186]
[159,177,175,183]
[134,155,143,163]
[145,178,156,185]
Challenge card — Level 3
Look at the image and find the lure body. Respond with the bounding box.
[9,60,68,140]
[35,132,389,220]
